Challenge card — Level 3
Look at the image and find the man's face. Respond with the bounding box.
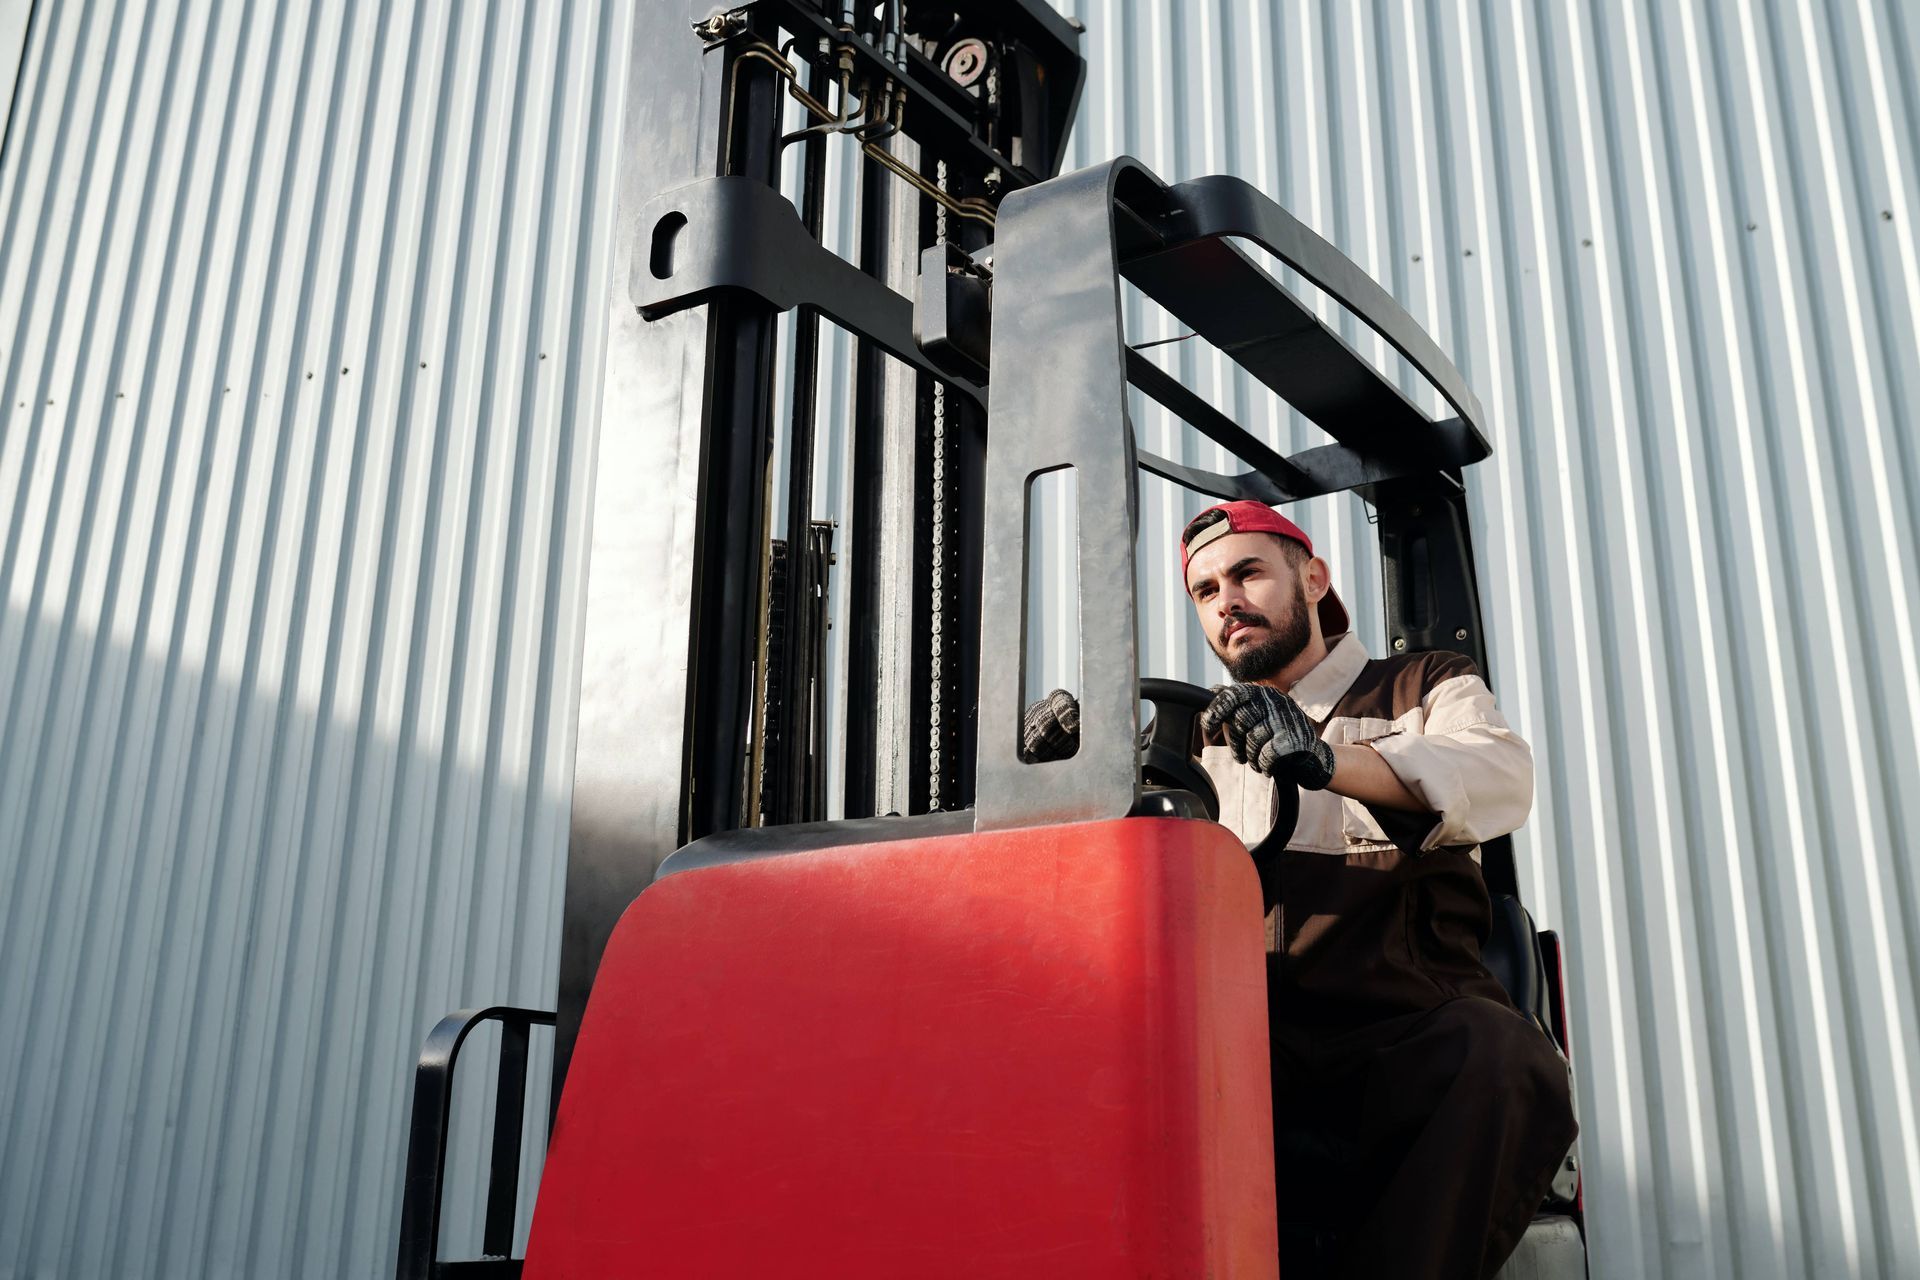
[1184,530,1314,682]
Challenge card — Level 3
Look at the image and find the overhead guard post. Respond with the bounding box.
[974,159,1160,832]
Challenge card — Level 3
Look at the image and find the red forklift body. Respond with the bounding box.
[522,817,1277,1278]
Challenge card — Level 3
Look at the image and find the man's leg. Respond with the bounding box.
[1331,997,1577,1280]
[1269,1023,1363,1280]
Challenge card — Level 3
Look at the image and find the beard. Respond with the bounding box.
[1211,584,1312,682]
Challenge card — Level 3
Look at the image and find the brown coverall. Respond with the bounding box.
[1202,634,1578,1280]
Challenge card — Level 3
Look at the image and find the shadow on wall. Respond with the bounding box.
[0,600,565,1279]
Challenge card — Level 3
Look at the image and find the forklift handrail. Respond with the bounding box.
[396,1006,554,1280]
[1127,173,1486,437]
[1115,171,1490,504]
[974,157,1490,834]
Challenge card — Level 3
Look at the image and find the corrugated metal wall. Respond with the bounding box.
[0,0,626,1274]
[1033,2,1920,1277]
[5,1,1919,1277]
[0,0,32,148]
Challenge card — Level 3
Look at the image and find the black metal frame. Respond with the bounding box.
[637,178,979,398]
[635,145,1517,863]
[759,520,836,822]
[395,1007,555,1280]
[1368,474,1519,894]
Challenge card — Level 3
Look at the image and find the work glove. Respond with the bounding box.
[1021,688,1080,762]
[1200,682,1336,790]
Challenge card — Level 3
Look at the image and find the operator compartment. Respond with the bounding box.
[522,813,1276,1278]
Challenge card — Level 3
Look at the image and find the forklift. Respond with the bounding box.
[395,2,1584,1275]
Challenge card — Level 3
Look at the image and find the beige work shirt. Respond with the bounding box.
[1201,634,1535,1020]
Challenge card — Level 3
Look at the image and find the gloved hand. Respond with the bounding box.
[1200,682,1336,789]
[1021,688,1080,762]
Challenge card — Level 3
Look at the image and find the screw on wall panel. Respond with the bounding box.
[307,371,313,379]
[1581,238,1592,247]
[1411,253,1422,262]
[539,352,547,360]
[1463,248,1473,257]
[1746,221,1757,231]
[341,367,349,375]
[1883,210,1894,221]
[1393,637,1407,651]
[1455,628,1468,640]
[420,361,427,369]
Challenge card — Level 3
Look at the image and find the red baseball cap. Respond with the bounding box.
[1179,500,1351,638]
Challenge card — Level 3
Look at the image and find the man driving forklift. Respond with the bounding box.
[1023,499,1576,1280]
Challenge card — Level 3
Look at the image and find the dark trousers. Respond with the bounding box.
[1270,996,1577,1280]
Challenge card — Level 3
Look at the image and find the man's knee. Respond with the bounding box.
[1438,997,1576,1130]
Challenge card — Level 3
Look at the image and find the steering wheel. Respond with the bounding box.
[1138,677,1299,866]
[1138,678,1222,820]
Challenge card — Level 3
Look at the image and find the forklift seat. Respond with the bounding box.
[1478,892,1585,1270]
[1481,893,1553,1038]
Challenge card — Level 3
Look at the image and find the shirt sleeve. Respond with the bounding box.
[1364,656,1534,852]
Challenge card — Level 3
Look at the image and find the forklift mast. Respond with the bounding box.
[556,0,1085,1100]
